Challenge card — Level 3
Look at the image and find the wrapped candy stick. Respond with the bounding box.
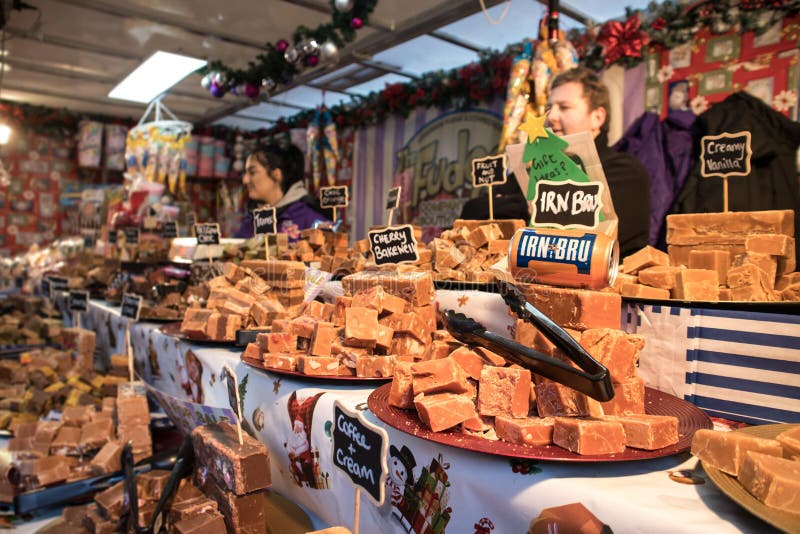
[307,112,321,191]
[499,41,533,152]
[322,110,339,187]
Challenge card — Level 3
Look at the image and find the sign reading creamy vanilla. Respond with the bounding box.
[368,224,418,265]
[472,154,507,187]
[252,207,277,236]
[68,290,89,313]
[320,186,349,209]
[701,131,752,177]
[533,180,604,229]
[194,223,220,245]
[331,400,387,506]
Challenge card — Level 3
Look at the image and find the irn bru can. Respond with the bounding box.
[507,228,618,289]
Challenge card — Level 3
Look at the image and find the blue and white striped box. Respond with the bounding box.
[623,303,800,425]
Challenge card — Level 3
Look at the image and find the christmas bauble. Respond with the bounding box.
[350,17,363,30]
[284,45,300,63]
[244,83,260,98]
[320,41,339,62]
[275,39,289,53]
[210,82,225,98]
[261,78,277,92]
[305,54,319,67]
[200,74,213,89]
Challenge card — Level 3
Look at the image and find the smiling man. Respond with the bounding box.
[546,67,651,257]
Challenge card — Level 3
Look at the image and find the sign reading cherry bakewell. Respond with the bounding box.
[68,290,89,313]
[161,221,179,239]
[532,180,605,229]
[385,186,401,210]
[331,400,388,506]
[368,224,419,265]
[320,186,349,209]
[194,223,220,245]
[120,293,142,322]
[252,207,277,236]
[701,131,752,177]
[472,154,507,187]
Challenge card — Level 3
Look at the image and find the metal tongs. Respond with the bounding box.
[442,279,615,402]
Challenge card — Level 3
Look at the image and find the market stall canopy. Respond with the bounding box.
[1,0,651,128]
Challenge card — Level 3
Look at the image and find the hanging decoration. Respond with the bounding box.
[306,108,340,192]
[201,0,377,99]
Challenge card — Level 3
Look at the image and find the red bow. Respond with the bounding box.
[598,13,651,65]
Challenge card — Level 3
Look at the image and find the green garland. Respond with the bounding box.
[0,100,133,139]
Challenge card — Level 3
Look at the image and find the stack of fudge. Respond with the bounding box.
[180,259,306,341]
[691,426,800,514]
[617,210,798,301]
[388,282,680,455]
[244,270,437,378]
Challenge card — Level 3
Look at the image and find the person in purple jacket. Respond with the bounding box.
[235,143,330,239]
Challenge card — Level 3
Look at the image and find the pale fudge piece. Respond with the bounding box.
[553,417,626,455]
[745,234,795,257]
[262,353,298,371]
[478,366,531,418]
[330,296,352,327]
[669,243,746,268]
[355,355,396,378]
[622,246,670,275]
[205,313,242,341]
[495,416,555,446]
[180,308,215,337]
[235,274,270,296]
[116,395,150,426]
[610,272,638,293]
[579,329,644,383]
[776,426,800,457]
[604,414,678,450]
[388,361,415,409]
[516,283,621,331]
[691,429,783,476]
[344,307,378,348]
[250,299,285,327]
[739,451,800,513]
[350,285,407,315]
[621,283,670,300]
[310,322,338,357]
[341,270,435,307]
[738,252,778,288]
[299,355,341,376]
[217,288,256,316]
[688,250,731,283]
[776,272,800,291]
[432,239,465,270]
[195,467,266,534]
[488,239,511,254]
[374,324,394,351]
[379,311,431,343]
[91,440,123,474]
[192,422,270,495]
[240,258,306,286]
[535,382,603,417]
[637,265,684,290]
[449,346,489,380]
[242,343,261,360]
[414,393,478,432]
[599,376,645,415]
[466,223,503,248]
[222,262,248,284]
[207,275,234,291]
[673,269,719,300]
[453,218,527,240]
[411,357,470,396]
[731,283,773,302]
[666,210,794,245]
[258,331,298,353]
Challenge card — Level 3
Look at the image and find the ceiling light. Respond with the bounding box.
[0,124,10,145]
[109,51,206,104]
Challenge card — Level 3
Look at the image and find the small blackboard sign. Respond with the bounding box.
[385,187,401,211]
[162,221,179,239]
[83,233,96,248]
[120,293,142,321]
[124,227,140,245]
[252,207,277,236]
[532,180,604,229]
[331,401,387,506]
[194,223,221,245]
[472,154,507,187]
[701,131,752,178]
[108,230,118,245]
[320,186,349,209]
[68,290,89,313]
[368,224,419,266]
[49,275,68,293]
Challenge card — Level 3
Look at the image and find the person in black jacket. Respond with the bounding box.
[546,67,651,258]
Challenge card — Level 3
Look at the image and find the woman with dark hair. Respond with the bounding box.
[235,143,330,238]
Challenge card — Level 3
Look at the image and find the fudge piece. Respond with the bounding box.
[687,250,731,284]
[448,346,489,380]
[205,313,242,342]
[33,421,63,445]
[535,382,602,418]
[310,322,338,357]
[32,456,70,486]
[344,307,379,348]
[258,331,298,354]
[579,328,645,383]
[637,265,684,290]
[298,356,341,376]
[262,353,298,371]
[62,405,94,426]
[51,426,82,456]
[95,480,127,521]
[776,272,800,291]
[180,308,215,337]
[604,414,678,450]
[91,440,123,474]
[477,366,531,418]
[738,451,800,513]
[174,510,227,534]
[739,252,778,289]
[116,395,150,426]
[379,311,431,343]
[374,324,395,351]
[355,355,396,378]
[84,503,120,534]
[745,234,795,257]
[673,269,719,301]
[621,283,670,300]
[139,469,171,500]
[453,218,526,240]
[516,284,621,331]
[414,393,478,432]
[191,422,270,495]
[239,259,306,286]
[495,416,555,446]
[599,376,645,415]
[552,417,626,455]
[351,285,407,315]
[169,495,219,525]
[341,270,435,306]
[622,246,670,275]
[666,210,794,245]
[79,418,114,453]
[243,343,261,360]
[195,468,266,534]
[776,426,800,457]
[411,357,470,396]
[388,361,414,409]
[250,299,285,327]
[691,429,783,476]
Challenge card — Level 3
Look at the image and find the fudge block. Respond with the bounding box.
[116,395,150,426]
[621,283,670,300]
[637,265,684,290]
[344,307,378,348]
[389,334,427,362]
[730,283,772,302]
[218,288,256,316]
[776,272,800,291]
[516,284,621,331]
[477,366,531,418]
[195,470,266,533]
[175,510,227,534]
[745,234,795,257]
[341,270,435,306]
[553,417,626,455]
[91,440,123,474]
[740,252,778,289]
[192,422,270,495]
[718,287,733,301]
[33,421,63,445]
[235,275,270,296]
[79,418,114,453]
[243,342,261,360]
[374,324,395,351]
[691,429,783,476]
[331,296,352,327]
[351,285,407,315]
[448,346,488,380]
[258,331,298,354]
[262,353,297,371]
[604,414,678,450]
[298,355,341,376]
[388,361,414,409]
[688,250,731,283]
[62,405,94,426]
[776,425,800,457]
[610,272,638,293]
[95,480,127,520]
[51,426,82,456]
[411,357,470,396]
[599,376,645,415]
[473,346,508,367]
[535,381,602,417]
[33,456,71,486]
[668,243,746,269]
[727,263,766,288]
[116,423,152,453]
[414,393,477,432]
[495,416,554,446]
[739,451,800,513]
[206,313,242,342]
[622,246,670,275]
[355,354,396,378]
[379,312,431,343]
[289,316,316,339]
[579,329,644,382]
[453,218,526,240]
[309,322,338,357]
[666,210,794,245]
[250,299,285,327]
[673,269,719,300]
[239,258,306,284]
[168,496,219,525]
[467,223,503,248]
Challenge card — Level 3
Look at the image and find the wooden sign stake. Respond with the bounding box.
[723,177,729,213]
[333,207,338,222]
[126,322,134,385]
[222,364,244,446]
[353,488,361,534]
[387,208,394,227]
[488,184,494,220]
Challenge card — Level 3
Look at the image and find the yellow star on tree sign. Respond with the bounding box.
[518,111,548,142]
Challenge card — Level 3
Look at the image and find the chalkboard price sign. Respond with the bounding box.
[385,187,401,211]
[68,290,89,313]
[472,154,507,187]
[83,233,96,248]
[331,400,387,506]
[162,221,179,239]
[368,224,419,266]
[108,230,118,245]
[48,276,68,295]
[320,186,349,209]
[120,293,142,321]
[194,223,221,245]
[701,131,752,178]
[532,179,604,229]
[124,227,140,246]
[252,207,277,236]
